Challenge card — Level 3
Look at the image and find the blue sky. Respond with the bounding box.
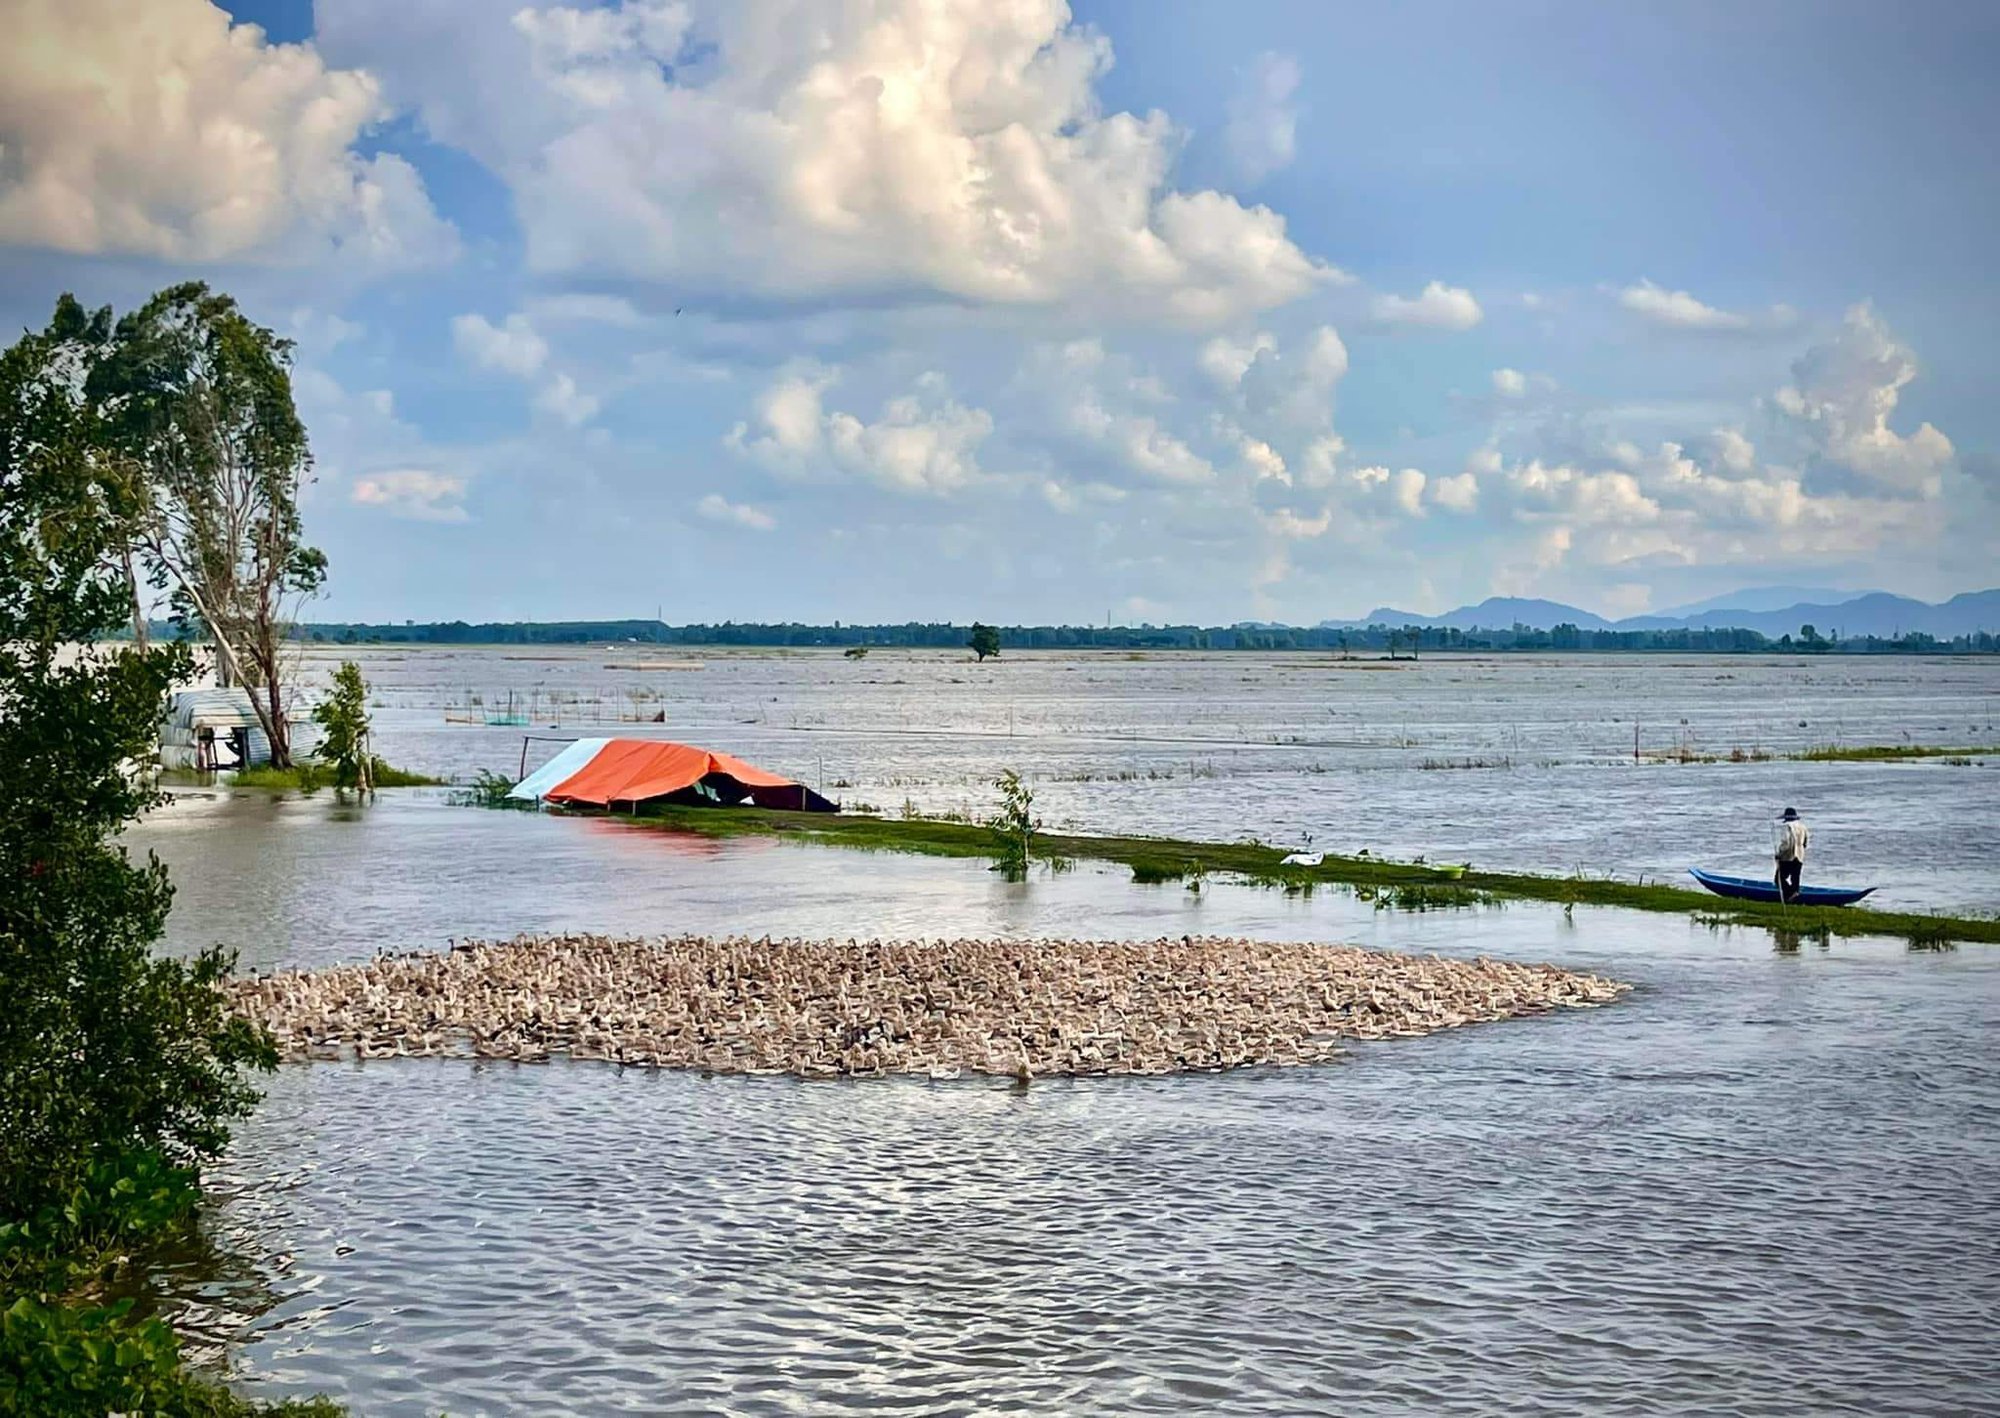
[4,0,1994,623]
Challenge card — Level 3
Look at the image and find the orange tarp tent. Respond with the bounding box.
[539,738,835,812]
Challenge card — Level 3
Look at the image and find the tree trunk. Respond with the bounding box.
[154,562,286,764]
[123,550,148,650]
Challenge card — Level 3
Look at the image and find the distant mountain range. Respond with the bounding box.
[1326,589,2000,639]
[1656,585,1862,617]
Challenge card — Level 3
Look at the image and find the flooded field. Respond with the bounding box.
[127,651,2000,1416]
[281,645,2000,912]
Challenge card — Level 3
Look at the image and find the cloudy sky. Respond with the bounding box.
[4,0,1996,623]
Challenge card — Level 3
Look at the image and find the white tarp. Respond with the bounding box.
[508,738,610,802]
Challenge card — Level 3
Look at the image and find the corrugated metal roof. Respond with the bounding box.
[166,688,266,730]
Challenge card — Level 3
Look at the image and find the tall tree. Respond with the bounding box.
[91,283,325,767]
[0,297,273,1231]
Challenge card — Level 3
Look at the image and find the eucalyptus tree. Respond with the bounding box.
[91,282,325,767]
[0,296,273,1235]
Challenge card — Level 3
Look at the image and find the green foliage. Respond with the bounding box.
[987,769,1037,880]
[2,295,313,1414]
[232,757,435,793]
[968,623,1001,660]
[456,769,525,808]
[1795,743,1997,762]
[309,661,371,790]
[621,802,2000,948]
[366,758,439,788]
[842,645,868,659]
[1,1293,346,1417]
[0,1149,196,1298]
[87,282,326,768]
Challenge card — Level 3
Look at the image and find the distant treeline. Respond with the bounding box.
[221,618,2000,654]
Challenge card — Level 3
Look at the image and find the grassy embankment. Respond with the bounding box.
[594,804,2000,947]
[227,758,442,790]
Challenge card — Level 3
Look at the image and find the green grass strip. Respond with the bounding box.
[1791,744,1998,762]
[598,804,2000,947]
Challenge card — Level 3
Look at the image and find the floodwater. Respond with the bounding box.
[126,651,2000,1416]
[282,645,2000,912]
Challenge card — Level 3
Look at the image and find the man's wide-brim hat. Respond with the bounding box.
[1779,807,1800,821]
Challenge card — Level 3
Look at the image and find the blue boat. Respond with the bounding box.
[1688,867,1876,907]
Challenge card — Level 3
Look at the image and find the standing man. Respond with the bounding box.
[1775,806,1810,903]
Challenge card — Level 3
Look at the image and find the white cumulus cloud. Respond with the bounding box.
[324,0,1331,322]
[1223,52,1302,185]
[1373,281,1483,330]
[1618,279,1750,331]
[1429,471,1480,513]
[350,469,470,522]
[0,0,453,267]
[729,369,993,496]
[453,311,600,426]
[534,372,602,427]
[695,493,775,531]
[1775,303,1954,496]
[452,313,549,377]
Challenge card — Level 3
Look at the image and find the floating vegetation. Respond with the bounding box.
[234,934,1631,1079]
[1793,743,1997,762]
[452,769,529,809]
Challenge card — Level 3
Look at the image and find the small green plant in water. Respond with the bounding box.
[988,768,1037,880]
[310,660,373,793]
[456,769,525,809]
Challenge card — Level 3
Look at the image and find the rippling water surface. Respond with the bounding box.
[273,645,1999,911]
[129,650,2000,1415]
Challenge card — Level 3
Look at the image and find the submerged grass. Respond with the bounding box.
[1792,743,1998,762]
[598,804,2000,947]
[228,757,442,791]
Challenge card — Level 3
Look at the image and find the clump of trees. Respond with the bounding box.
[1,296,337,1413]
[968,623,1001,660]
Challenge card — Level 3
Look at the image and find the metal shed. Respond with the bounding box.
[160,688,273,770]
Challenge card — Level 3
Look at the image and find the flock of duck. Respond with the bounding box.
[231,934,1629,1080]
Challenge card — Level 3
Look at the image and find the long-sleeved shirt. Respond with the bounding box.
[1776,820,1810,862]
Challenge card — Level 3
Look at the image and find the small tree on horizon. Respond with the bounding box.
[969,622,1001,660]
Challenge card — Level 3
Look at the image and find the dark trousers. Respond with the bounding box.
[1775,859,1802,903]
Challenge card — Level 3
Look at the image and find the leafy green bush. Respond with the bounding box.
[456,768,526,808]
[988,769,1038,880]
[310,662,371,791]
[1,1294,346,1417]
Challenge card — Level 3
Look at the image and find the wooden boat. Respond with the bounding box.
[1688,867,1876,907]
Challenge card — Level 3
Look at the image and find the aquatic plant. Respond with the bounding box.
[1794,743,1998,762]
[456,769,526,809]
[988,768,1038,880]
